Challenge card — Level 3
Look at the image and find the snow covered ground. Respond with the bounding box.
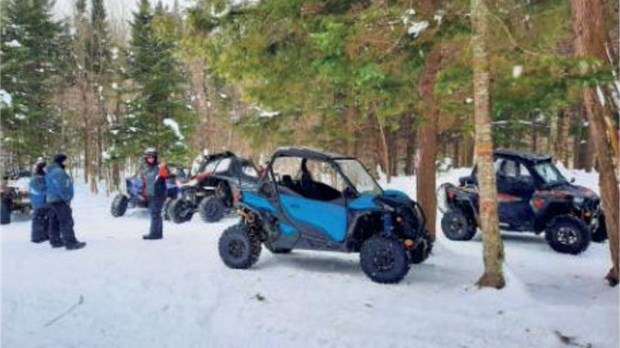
[2,168,618,348]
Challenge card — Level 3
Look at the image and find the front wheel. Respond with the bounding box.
[441,209,476,241]
[218,223,261,269]
[360,236,410,284]
[199,197,226,223]
[545,216,591,254]
[111,194,128,217]
[168,198,194,224]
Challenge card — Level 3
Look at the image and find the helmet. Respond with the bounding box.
[144,147,158,158]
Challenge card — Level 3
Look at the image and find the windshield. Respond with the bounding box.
[532,162,567,186]
[334,159,383,195]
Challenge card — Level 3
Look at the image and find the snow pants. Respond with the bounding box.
[147,196,165,238]
[31,205,51,243]
[49,202,78,245]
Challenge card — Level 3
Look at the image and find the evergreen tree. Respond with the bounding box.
[122,0,194,163]
[0,0,65,167]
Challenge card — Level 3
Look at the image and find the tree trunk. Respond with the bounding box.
[377,115,391,182]
[560,109,571,167]
[549,110,560,159]
[571,0,620,286]
[471,0,505,289]
[416,45,442,241]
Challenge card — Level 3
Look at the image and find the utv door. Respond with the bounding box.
[270,157,348,244]
[495,158,535,230]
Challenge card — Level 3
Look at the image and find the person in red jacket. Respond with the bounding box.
[142,148,169,240]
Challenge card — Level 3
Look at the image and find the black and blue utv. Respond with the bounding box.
[217,148,432,284]
[110,169,180,220]
[439,149,607,255]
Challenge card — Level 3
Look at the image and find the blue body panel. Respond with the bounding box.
[279,223,298,235]
[383,190,411,202]
[241,192,278,214]
[349,195,379,210]
[280,194,347,242]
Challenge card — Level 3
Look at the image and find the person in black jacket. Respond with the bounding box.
[142,148,169,240]
[46,154,86,250]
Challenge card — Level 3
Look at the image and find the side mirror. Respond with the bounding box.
[570,177,576,183]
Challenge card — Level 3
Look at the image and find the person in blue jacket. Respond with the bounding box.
[46,154,86,250]
[29,160,50,243]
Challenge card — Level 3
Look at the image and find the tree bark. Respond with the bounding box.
[471,0,505,289]
[571,0,620,286]
[416,45,442,241]
[560,109,571,167]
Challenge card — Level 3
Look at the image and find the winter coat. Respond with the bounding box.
[143,163,169,199]
[29,174,46,209]
[45,163,74,204]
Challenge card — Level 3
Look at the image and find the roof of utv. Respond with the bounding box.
[205,151,236,161]
[494,149,552,164]
[272,147,354,161]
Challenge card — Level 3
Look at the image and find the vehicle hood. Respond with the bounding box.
[537,183,598,200]
[349,189,412,210]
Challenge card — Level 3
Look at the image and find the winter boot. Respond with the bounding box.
[65,241,86,250]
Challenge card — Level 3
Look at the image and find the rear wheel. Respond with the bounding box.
[110,194,128,217]
[218,223,261,269]
[168,198,194,224]
[545,216,591,254]
[199,197,226,223]
[360,236,410,284]
[441,209,476,241]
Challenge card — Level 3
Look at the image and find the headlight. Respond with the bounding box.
[573,197,584,205]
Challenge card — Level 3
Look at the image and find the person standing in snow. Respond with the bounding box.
[142,148,169,240]
[46,154,86,250]
[30,160,50,243]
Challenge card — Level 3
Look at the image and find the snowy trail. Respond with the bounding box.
[2,169,618,348]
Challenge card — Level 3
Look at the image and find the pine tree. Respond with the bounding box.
[123,0,194,163]
[0,0,65,167]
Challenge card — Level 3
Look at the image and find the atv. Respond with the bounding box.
[167,151,261,224]
[110,168,180,220]
[1,171,33,225]
[439,149,607,255]
[217,147,432,284]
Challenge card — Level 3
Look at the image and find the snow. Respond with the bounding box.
[5,39,22,48]
[407,21,429,38]
[0,89,13,107]
[513,65,523,78]
[163,118,185,140]
[2,169,618,348]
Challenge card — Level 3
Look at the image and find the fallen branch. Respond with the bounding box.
[44,295,84,327]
